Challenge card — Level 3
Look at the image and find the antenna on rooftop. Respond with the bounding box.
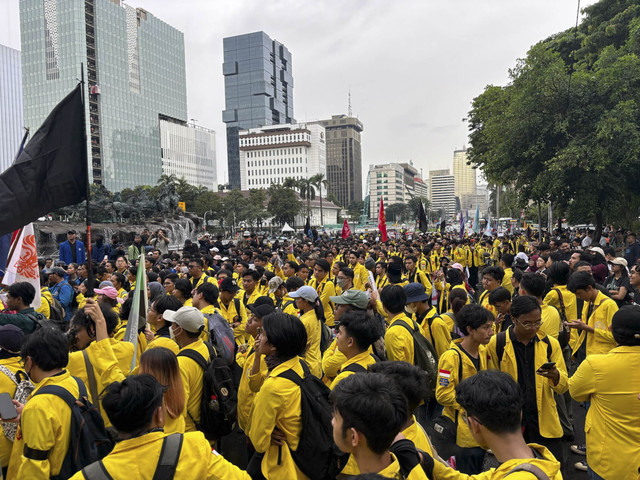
[348,87,352,117]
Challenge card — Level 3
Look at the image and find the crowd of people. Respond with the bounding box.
[0,225,638,480]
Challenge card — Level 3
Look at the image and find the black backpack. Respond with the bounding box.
[177,342,237,441]
[44,296,66,325]
[25,311,59,331]
[278,360,348,480]
[32,376,113,480]
[391,319,438,395]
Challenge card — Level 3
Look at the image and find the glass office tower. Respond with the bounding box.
[0,44,23,174]
[20,0,187,191]
[222,31,294,189]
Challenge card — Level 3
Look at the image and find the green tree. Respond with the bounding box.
[268,184,301,227]
[385,203,408,223]
[310,173,329,226]
[222,190,248,233]
[243,189,269,229]
[297,177,315,220]
[194,190,223,218]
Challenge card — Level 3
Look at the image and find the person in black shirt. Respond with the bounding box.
[604,257,631,307]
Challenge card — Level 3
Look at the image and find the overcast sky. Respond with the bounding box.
[1,0,597,186]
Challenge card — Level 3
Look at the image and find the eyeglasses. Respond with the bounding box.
[517,319,542,330]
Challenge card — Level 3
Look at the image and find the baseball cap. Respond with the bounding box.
[67,229,77,234]
[329,289,369,310]
[95,286,118,299]
[588,246,605,258]
[268,276,284,294]
[163,306,205,333]
[213,255,222,260]
[610,257,628,267]
[0,325,24,353]
[243,231,251,237]
[289,285,318,302]
[219,277,240,293]
[248,302,276,318]
[404,283,429,303]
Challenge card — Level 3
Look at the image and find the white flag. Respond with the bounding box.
[4,224,41,309]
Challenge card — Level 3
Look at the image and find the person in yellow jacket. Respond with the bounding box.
[543,261,577,339]
[436,304,493,474]
[499,253,515,295]
[330,372,428,479]
[404,282,451,359]
[36,284,52,319]
[70,374,249,480]
[164,306,210,433]
[247,312,309,480]
[374,262,389,290]
[566,271,618,356]
[381,285,421,364]
[478,265,504,319]
[307,259,336,327]
[146,295,183,355]
[486,295,568,466]
[569,305,640,480]
[348,251,368,291]
[426,370,563,480]
[188,258,216,290]
[434,266,468,315]
[218,278,249,345]
[238,270,262,308]
[518,273,562,340]
[288,286,322,378]
[0,325,25,470]
[6,328,79,480]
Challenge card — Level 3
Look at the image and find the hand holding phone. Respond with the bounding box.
[538,361,556,370]
[0,393,18,420]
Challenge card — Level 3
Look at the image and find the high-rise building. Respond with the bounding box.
[223,32,294,189]
[20,0,188,191]
[368,162,421,220]
[312,115,363,208]
[429,169,456,218]
[160,120,217,190]
[239,123,326,190]
[0,44,23,173]
[453,148,477,210]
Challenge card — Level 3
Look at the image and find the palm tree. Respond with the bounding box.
[297,177,315,221]
[282,177,299,189]
[157,173,178,188]
[310,173,329,227]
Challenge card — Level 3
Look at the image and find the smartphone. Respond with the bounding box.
[0,393,17,420]
[538,362,556,370]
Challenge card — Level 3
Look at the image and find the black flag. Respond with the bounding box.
[304,216,311,237]
[418,201,428,233]
[0,85,87,236]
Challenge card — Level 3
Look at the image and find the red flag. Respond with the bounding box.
[378,196,388,242]
[341,219,352,239]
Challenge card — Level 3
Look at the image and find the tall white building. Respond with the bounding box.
[368,162,423,219]
[159,120,217,190]
[429,169,456,219]
[453,148,477,211]
[239,123,326,190]
[0,44,23,173]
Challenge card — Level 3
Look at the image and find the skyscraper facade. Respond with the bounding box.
[368,162,421,220]
[20,0,187,191]
[453,148,477,211]
[223,31,294,189]
[0,44,23,173]
[313,115,363,208]
[429,169,456,219]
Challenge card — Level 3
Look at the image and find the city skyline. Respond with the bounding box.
[1,0,597,190]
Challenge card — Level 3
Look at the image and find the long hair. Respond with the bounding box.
[139,347,185,419]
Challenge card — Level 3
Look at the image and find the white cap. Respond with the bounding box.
[163,306,205,333]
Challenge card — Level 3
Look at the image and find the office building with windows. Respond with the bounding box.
[20,0,188,191]
[429,169,456,219]
[0,44,23,173]
[223,31,294,189]
[368,162,422,220]
[239,123,326,190]
[311,115,363,207]
[453,148,477,211]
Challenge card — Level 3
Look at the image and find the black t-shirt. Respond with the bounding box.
[604,274,631,306]
[510,329,539,434]
[458,345,480,372]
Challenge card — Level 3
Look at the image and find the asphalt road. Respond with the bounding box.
[564,399,588,480]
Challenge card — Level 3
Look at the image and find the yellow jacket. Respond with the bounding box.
[543,285,579,352]
[113,325,148,366]
[177,339,210,432]
[147,333,180,355]
[7,370,79,480]
[248,357,307,480]
[298,310,322,378]
[69,430,249,480]
[539,304,561,340]
[329,350,376,390]
[321,339,347,385]
[0,356,22,468]
[501,268,514,295]
[416,308,452,359]
[436,341,489,448]
[576,290,618,356]
[36,288,52,318]
[351,263,368,291]
[237,347,267,432]
[431,443,561,479]
[385,313,417,364]
[407,269,433,297]
[479,289,497,319]
[487,329,568,439]
[218,297,249,344]
[569,345,640,480]
[308,276,336,327]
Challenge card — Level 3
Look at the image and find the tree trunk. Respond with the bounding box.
[319,185,324,227]
[594,211,603,243]
[537,202,543,242]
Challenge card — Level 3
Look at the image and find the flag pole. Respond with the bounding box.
[80,63,94,297]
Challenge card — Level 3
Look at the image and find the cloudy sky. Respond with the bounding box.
[1,0,597,186]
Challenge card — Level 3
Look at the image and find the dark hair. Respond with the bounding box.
[482,266,505,282]
[330,373,407,455]
[456,304,493,336]
[567,271,596,293]
[380,285,407,314]
[196,282,219,305]
[314,259,331,273]
[153,295,183,315]
[455,370,523,433]
[510,295,541,318]
[450,289,468,315]
[102,374,165,434]
[339,267,354,280]
[262,312,307,360]
[8,282,36,305]
[519,272,546,298]
[338,310,382,351]
[445,268,463,286]
[242,270,261,282]
[285,275,305,292]
[21,327,68,370]
[190,258,204,268]
[173,279,192,300]
[284,261,299,273]
[488,286,511,305]
[571,250,592,264]
[612,305,640,346]
[511,268,523,283]
[547,261,571,285]
[71,303,120,336]
[368,361,430,412]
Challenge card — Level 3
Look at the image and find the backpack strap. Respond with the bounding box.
[177,348,207,370]
[278,368,303,386]
[552,288,566,320]
[82,460,114,480]
[341,363,367,374]
[152,433,184,480]
[505,463,550,480]
[83,350,100,406]
[0,365,17,385]
[496,330,507,363]
[233,297,241,315]
[541,335,552,362]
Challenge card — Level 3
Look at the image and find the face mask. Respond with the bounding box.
[336,278,347,289]
[405,304,417,314]
[169,325,178,340]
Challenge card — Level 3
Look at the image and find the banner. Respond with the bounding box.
[341,219,351,239]
[378,196,388,242]
[472,205,480,234]
[417,201,428,233]
[459,212,465,239]
[4,224,41,308]
[124,253,148,372]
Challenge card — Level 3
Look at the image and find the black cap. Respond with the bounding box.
[248,303,276,318]
[67,229,77,234]
[219,277,239,293]
[0,325,24,353]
